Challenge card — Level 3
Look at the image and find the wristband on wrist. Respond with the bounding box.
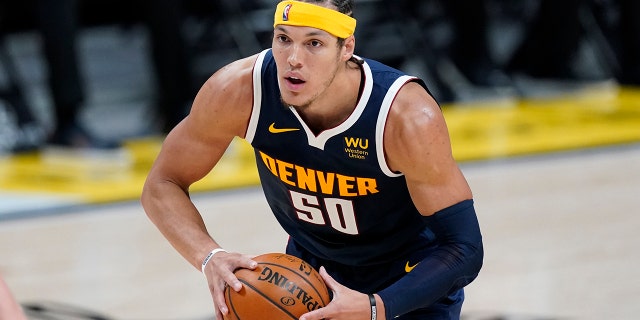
[368,294,377,320]
[201,248,227,273]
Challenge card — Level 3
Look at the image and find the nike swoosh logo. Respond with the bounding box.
[405,261,419,273]
[269,122,300,133]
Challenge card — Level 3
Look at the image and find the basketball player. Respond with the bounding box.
[141,1,483,319]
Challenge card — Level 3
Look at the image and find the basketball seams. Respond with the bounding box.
[258,261,330,305]
[233,278,297,320]
[225,285,241,320]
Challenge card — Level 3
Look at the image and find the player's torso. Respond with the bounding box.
[245,49,429,266]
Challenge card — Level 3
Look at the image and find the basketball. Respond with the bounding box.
[223,253,331,320]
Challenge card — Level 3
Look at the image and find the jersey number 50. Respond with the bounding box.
[290,191,359,235]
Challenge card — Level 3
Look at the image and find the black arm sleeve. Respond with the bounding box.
[378,199,484,319]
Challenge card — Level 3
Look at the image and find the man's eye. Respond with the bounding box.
[310,41,321,47]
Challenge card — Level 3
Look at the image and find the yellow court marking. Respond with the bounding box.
[445,86,640,161]
[0,86,639,206]
[0,137,258,204]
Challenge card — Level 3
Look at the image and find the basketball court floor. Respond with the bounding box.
[1,143,639,320]
[1,25,640,320]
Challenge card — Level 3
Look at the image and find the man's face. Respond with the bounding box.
[272,25,343,109]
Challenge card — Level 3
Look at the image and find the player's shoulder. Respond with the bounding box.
[394,81,440,115]
[187,53,262,136]
[195,53,262,110]
[206,53,261,89]
[386,80,445,140]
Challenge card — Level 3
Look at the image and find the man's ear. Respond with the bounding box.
[342,35,355,61]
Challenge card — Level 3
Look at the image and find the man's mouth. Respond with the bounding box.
[286,77,305,85]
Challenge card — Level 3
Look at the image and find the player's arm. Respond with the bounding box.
[140,55,259,314]
[377,81,484,319]
[0,274,28,320]
[386,81,472,213]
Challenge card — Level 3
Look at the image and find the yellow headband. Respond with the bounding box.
[273,1,357,38]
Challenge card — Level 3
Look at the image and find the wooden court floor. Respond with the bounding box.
[1,144,639,320]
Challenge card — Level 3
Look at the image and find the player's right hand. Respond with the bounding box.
[202,251,257,319]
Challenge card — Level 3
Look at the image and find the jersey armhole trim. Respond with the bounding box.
[375,75,417,177]
[244,49,270,143]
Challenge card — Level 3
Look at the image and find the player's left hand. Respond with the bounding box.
[299,266,385,320]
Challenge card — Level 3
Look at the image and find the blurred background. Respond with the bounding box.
[1,0,638,152]
[1,0,639,319]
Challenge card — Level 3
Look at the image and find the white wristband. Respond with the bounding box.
[368,294,377,320]
[201,248,227,273]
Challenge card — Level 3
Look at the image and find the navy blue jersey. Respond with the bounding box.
[245,49,435,266]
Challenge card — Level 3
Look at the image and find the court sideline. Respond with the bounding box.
[1,144,639,320]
